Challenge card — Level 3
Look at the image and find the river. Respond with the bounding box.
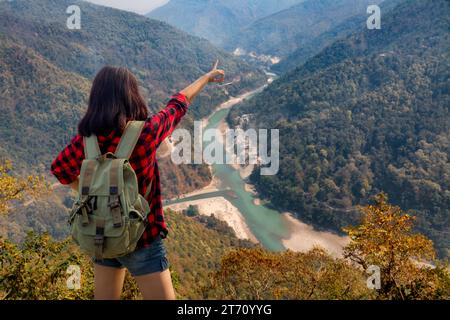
[167,80,291,251]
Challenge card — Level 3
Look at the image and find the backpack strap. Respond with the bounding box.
[94,218,105,260]
[78,159,98,226]
[114,121,145,159]
[144,180,153,198]
[108,159,123,228]
[84,135,101,160]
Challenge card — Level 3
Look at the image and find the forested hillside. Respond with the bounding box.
[224,0,382,58]
[229,0,450,258]
[2,188,448,300]
[272,0,402,73]
[0,0,266,171]
[148,0,304,47]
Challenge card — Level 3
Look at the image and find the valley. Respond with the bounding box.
[227,0,450,258]
[165,79,349,257]
[1,0,449,301]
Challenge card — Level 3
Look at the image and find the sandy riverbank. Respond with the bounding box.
[212,90,260,115]
[281,212,350,258]
[166,196,259,243]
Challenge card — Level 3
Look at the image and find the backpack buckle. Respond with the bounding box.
[94,220,105,259]
[108,197,120,209]
[70,197,92,226]
[94,235,104,246]
[97,152,117,162]
[108,195,123,228]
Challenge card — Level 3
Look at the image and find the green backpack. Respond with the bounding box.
[68,121,151,260]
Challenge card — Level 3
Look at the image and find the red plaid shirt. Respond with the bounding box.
[51,93,189,248]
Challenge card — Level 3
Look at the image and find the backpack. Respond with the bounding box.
[68,121,151,260]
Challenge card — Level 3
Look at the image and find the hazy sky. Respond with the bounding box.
[85,0,169,14]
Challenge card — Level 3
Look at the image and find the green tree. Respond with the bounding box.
[185,205,199,217]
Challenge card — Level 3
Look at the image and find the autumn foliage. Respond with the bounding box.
[203,247,372,299]
[0,232,141,300]
[203,194,449,300]
[0,162,448,300]
[0,160,48,215]
[343,193,449,299]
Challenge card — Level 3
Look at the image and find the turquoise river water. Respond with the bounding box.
[167,84,290,251]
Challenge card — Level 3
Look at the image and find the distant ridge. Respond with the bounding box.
[148,0,305,47]
[224,0,384,58]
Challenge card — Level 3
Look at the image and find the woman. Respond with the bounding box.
[51,61,225,300]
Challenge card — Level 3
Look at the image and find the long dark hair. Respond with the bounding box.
[78,66,148,136]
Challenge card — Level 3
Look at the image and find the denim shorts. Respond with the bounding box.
[93,236,169,277]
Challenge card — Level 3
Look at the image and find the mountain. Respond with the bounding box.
[0,0,266,173]
[272,0,402,73]
[147,0,305,47]
[228,0,450,258]
[225,0,383,58]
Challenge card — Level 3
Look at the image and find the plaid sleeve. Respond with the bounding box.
[143,93,189,147]
[50,134,84,185]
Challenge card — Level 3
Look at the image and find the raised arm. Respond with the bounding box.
[145,60,226,147]
[180,59,225,104]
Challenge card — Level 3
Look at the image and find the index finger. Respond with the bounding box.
[213,59,219,70]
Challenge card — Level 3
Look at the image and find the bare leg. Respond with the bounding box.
[94,264,126,300]
[134,269,176,300]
